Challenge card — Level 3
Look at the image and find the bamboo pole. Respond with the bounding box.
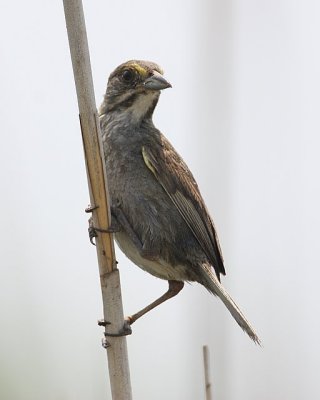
[62,1,132,398]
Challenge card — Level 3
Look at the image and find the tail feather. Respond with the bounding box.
[203,267,261,345]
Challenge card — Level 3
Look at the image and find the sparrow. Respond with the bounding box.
[97,60,260,343]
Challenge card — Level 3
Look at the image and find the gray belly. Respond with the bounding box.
[105,141,205,281]
[114,230,193,282]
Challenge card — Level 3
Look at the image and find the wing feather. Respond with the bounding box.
[142,138,225,280]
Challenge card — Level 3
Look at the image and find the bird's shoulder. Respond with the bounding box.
[144,132,200,195]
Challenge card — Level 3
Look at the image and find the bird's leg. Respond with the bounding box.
[103,280,184,337]
[127,280,184,325]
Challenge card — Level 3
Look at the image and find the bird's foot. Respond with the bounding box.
[87,216,121,246]
[98,318,132,338]
[85,204,99,213]
[88,218,98,245]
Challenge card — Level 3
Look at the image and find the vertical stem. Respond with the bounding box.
[62,1,132,398]
[203,345,213,400]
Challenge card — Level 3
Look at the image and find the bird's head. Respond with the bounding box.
[99,60,171,123]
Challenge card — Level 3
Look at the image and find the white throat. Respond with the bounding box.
[127,92,158,123]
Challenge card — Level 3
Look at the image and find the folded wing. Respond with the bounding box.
[142,136,225,280]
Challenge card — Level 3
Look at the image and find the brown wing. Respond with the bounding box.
[142,136,226,280]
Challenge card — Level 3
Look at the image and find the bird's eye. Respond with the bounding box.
[122,69,135,83]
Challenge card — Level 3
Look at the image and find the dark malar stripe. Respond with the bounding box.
[105,91,159,120]
[107,93,139,112]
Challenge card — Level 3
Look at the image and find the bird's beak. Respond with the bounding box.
[144,71,172,90]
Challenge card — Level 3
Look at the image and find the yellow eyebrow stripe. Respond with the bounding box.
[131,63,148,77]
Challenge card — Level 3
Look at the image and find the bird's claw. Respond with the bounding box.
[87,216,120,246]
[88,222,98,245]
[88,225,119,245]
[85,204,99,213]
[98,318,133,338]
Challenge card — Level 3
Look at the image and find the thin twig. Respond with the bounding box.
[62,1,132,398]
[203,345,213,400]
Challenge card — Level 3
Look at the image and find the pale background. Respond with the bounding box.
[1,1,319,399]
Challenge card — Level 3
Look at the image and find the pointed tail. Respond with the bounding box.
[202,266,261,345]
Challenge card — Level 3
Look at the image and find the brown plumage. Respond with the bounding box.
[99,60,260,344]
[142,136,225,280]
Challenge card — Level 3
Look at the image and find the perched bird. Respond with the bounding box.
[98,60,260,343]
